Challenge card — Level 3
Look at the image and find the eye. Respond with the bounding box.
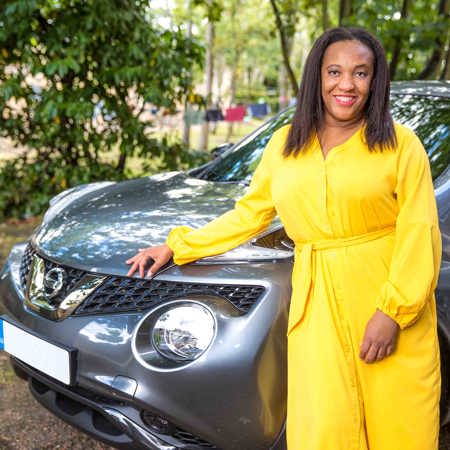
[355,71,368,78]
[328,69,339,76]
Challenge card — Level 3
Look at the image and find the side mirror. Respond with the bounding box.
[210,143,234,159]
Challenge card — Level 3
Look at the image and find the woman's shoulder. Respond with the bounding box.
[263,124,291,159]
[392,121,428,162]
[393,121,422,146]
[271,124,291,143]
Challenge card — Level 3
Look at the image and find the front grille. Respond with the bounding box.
[19,243,35,289]
[20,244,266,316]
[75,278,265,315]
[173,428,218,448]
[41,259,86,307]
[20,243,87,307]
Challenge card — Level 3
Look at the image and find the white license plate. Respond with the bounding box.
[0,317,74,385]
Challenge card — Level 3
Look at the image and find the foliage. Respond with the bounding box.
[0,138,209,221]
[0,0,205,219]
[341,0,449,80]
[0,154,121,220]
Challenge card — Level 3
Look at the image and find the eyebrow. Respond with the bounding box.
[326,64,370,69]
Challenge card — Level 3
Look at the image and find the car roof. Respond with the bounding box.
[391,80,450,99]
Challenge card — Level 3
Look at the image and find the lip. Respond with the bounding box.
[333,95,357,106]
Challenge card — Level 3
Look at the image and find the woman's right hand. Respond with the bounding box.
[126,244,174,278]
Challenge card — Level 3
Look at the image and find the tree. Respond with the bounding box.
[194,0,223,150]
[389,0,411,80]
[269,0,300,97]
[0,0,203,169]
[338,0,352,25]
[441,43,450,79]
[0,0,204,219]
[418,0,449,79]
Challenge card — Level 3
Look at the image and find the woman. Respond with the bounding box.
[127,27,441,450]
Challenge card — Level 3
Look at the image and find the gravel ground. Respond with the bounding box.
[0,354,114,450]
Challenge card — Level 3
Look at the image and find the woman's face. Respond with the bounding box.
[320,39,374,127]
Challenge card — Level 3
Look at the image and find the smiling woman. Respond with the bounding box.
[127,27,442,450]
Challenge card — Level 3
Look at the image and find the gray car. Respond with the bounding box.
[0,81,449,450]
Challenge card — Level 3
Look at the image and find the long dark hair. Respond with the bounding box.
[284,27,396,157]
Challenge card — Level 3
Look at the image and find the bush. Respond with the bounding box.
[0,138,210,220]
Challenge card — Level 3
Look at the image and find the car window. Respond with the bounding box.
[390,95,450,181]
[198,93,449,182]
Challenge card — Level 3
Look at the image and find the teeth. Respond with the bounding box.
[336,96,354,101]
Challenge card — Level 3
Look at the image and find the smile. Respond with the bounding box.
[334,95,357,106]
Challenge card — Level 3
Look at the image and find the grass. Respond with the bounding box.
[0,119,265,176]
[187,120,261,149]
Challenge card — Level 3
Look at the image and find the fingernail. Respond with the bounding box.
[148,271,153,277]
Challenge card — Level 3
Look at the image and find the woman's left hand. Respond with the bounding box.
[359,309,399,363]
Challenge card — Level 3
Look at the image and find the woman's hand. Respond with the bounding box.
[126,244,174,278]
[359,309,399,363]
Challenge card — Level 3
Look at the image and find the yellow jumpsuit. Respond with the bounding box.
[166,123,442,450]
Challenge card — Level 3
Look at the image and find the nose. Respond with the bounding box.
[337,73,355,91]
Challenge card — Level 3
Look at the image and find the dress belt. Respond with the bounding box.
[287,226,396,336]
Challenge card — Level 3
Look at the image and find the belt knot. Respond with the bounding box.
[287,226,395,336]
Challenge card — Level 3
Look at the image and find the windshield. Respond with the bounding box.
[197,94,449,182]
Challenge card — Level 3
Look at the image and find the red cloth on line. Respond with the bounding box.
[224,106,246,122]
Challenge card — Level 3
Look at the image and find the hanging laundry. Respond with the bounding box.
[183,107,204,126]
[205,108,224,122]
[248,103,269,118]
[224,106,246,122]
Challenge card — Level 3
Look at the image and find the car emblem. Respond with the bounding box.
[43,267,66,298]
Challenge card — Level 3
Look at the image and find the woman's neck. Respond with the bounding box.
[317,119,365,156]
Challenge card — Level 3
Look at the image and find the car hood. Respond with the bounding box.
[34,173,246,275]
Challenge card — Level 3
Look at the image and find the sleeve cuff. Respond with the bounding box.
[375,281,425,329]
[165,226,196,265]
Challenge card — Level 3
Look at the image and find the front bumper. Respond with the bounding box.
[12,357,175,450]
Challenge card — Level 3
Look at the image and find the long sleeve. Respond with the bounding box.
[165,129,282,265]
[375,129,442,329]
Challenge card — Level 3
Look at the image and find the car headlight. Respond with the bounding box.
[152,304,215,361]
[196,225,294,263]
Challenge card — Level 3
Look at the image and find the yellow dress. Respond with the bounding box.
[166,123,442,450]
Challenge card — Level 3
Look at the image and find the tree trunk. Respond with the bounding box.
[278,35,293,109]
[339,0,352,26]
[389,0,410,80]
[198,19,214,151]
[418,0,449,80]
[182,15,193,147]
[269,0,299,97]
[440,41,450,79]
[322,0,330,31]
[226,49,240,142]
[116,150,127,173]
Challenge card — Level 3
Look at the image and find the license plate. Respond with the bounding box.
[0,317,75,385]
